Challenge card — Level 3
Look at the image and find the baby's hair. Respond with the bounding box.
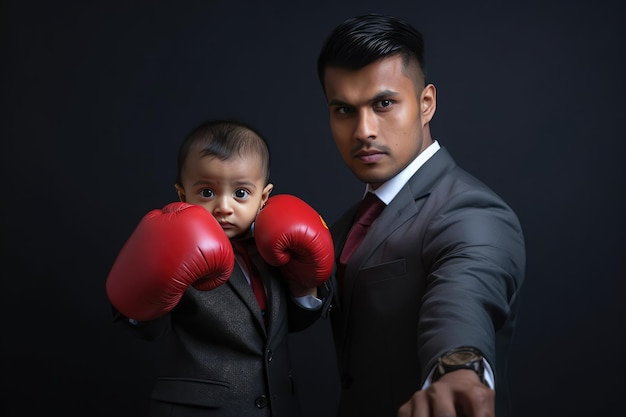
[176,119,271,186]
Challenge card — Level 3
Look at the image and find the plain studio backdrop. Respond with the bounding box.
[1,1,624,416]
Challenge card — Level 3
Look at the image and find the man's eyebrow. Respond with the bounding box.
[370,90,399,102]
[328,98,350,107]
[328,90,398,107]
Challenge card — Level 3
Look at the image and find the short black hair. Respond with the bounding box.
[176,119,271,186]
[317,13,427,89]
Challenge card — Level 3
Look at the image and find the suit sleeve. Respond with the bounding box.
[112,305,171,341]
[287,281,334,332]
[417,183,526,380]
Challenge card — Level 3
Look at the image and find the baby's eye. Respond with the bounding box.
[200,189,215,198]
[234,189,250,199]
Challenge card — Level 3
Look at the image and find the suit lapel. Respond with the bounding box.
[337,147,457,335]
[228,262,267,335]
[254,257,282,336]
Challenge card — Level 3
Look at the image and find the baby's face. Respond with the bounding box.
[176,152,272,239]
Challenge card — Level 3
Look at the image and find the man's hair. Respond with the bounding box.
[176,119,271,186]
[317,13,427,89]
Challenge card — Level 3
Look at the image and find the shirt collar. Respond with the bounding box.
[365,140,441,205]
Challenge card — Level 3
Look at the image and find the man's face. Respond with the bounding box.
[323,55,435,189]
[176,152,272,239]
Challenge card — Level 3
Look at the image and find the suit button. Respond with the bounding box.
[267,349,273,362]
[255,394,268,408]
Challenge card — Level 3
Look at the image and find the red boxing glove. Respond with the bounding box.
[106,202,234,321]
[253,194,334,289]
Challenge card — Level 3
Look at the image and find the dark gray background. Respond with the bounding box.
[2,0,624,416]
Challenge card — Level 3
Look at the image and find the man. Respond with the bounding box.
[317,13,525,417]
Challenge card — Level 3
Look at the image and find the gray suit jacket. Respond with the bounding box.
[330,147,526,417]
[118,244,329,417]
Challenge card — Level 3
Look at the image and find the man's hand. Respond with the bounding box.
[397,370,495,417]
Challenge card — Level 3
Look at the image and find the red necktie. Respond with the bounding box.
[232,240,267,315]
[337,192,386,289]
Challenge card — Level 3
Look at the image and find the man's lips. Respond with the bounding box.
[355,149,385,164]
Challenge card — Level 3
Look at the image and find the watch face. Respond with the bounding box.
[442,350,482,366]
[435,347,486,385]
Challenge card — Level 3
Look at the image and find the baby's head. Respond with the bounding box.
[175,120,273,239]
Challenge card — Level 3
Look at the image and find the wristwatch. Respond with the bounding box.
[432,346,486,384]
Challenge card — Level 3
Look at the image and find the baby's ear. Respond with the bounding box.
[175,184,186,202]
[261,183,274,206]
